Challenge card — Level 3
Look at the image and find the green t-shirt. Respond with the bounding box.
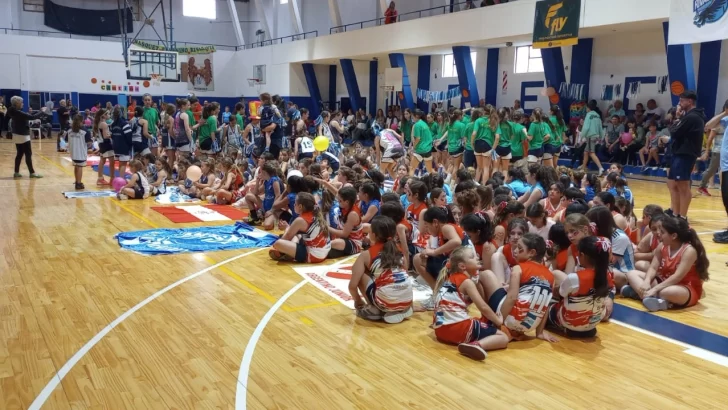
[461,114,471,125]
[198,115,218,142]
[236,113,245,130]
[510,121,525,156]
[143,107,159,135]
[498,121,513,148]
[548,115,566,147]
[413,119,433,155]
[527,121,545,150]
[463,121,474,151]
[474,117,501,146]
[447,121,465,152]
[429,122,440,140]
[401,119,413,142]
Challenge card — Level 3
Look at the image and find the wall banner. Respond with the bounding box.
[668,0,728,45]
[532,0,581,49]
[187,54,215,92]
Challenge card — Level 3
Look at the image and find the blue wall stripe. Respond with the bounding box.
[485,48,499,106]
[340,59,363,113]
[452,46,480,107]
[570,38,593,108]
[329,65,337,111]
[301,63,323,119]
[697,41,722,117]
[369,60,378,116]
[417,55,431,112]
[541,47,567,113]
[663,22,697,107]
[612,303,728,358]
[388,53,415,111]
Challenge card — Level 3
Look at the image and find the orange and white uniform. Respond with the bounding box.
[365,242,412,312]
[503,261,554,333]
[433,272,495,344]
[551,268,613,332]
[339,204,365,253]
[540,198,565,218]
[554,248,569,271]
[300,212,331,263]
[407,201,429,249]
[502,243,518,267]
[656,244,703,307]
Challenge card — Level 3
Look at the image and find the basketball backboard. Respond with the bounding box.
[126,49,180,82]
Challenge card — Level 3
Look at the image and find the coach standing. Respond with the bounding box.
[704,99,728,243]
[667,91,705,221]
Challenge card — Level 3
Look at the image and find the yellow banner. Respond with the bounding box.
[132,40,216,54]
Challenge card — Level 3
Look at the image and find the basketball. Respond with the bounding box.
[112,177,127,193]
[313,136,330,152]
[671,81,685,96]
[549,93,560,104]
[91,78,97,84]
[620,132,633,145]
[462,89,470,98]
[143,80,150,88]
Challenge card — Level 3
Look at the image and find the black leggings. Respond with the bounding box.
[722,171,728,220]
[15,141,35,174]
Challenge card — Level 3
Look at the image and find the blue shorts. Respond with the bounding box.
[474,139,493,154]
[543,144,557,155]
[448,146,465,157]
[464,149,476,168]
[528,147,544,158]
[495,145,512,158]
[668,154,696,181]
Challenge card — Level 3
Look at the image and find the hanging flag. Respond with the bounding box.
[668,0,728,45]
[532,0,582,49]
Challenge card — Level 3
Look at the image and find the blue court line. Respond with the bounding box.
[612,303,728,357]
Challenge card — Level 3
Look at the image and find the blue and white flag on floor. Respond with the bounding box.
[115,222,278,255]
[669,0,728,45]
[63,190,117,199]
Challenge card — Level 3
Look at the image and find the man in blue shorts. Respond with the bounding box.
[666,91,705,221]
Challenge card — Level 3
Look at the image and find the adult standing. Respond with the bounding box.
[580,100,605,176]
[57,99,70,151]
[7,96,43,178]
[142,94,160,156]
[696,117,723,196]
[0,97,6,138]
[645,99,665,126]
[513,100,524,116]
[45,99,55,114]
[705,100,728,243]
[666,91,706,220]
[384,2,398,24]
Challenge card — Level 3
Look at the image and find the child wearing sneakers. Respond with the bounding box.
[67,114,88,189]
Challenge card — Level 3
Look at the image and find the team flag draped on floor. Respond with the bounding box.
[151,205,248,223]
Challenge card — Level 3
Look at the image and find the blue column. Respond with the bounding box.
[21,90,29,106]
[417,55,431,112]
[302,63,323,118]
[697,41,722,117]
[369,60,378,116]
[328,65,337,111]
[340,59,363,113]
[452,46,480,107]
[485,48,499,106]
[541,47,567,113]
[71,92,80,108]
[388,53,415,111]
[567,38,593,117]
[663,22,697,107]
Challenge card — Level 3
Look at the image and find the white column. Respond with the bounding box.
[226,0,246,46]
[253,0,273,40]
[328,0,343,32]
[379,0,388,16]
[272,0,279,38]
[289,0,304,35]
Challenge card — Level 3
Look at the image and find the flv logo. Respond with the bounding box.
[545,2,568,36]
[693,0,728,27]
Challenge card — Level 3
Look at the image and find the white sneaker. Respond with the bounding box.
[117,193,129,200]
[458,342,488,361]
[420,296,436,311]
[356,305,383,321]
[383,306,414,324]
[643,297,669,312]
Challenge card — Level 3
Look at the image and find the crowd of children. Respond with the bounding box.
[64,94,712,362]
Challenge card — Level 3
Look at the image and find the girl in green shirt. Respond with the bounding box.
[437,109,466,176]
[401,109,413,146]
[462,109,480,169]
[472,106,501,184]
[410,109,434,175]
[493,107,515,180]
[547,105,567,168]
[432,111,447,170]
[196,102,223,156]
[527,108,550,164]
[508,112,528,164]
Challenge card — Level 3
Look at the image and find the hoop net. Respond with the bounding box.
[381,85,395,92]
[150,73,163,86]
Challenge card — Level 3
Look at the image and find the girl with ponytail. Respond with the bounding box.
[349,215,413,324]
[622,217,709,311]
[461,212,497,271]
[494,107,514,179]
[269,192,331,263]
[544,105,565,167]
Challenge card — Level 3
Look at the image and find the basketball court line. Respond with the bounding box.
[28,247,266,410]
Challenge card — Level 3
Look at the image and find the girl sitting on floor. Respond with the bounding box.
[526,202,554,242]
[414,207,467,292]
[269,192,331,263]
[492,199,525,247]
[581,173,601,204]
[380,201,411,271]
[213,158,245,205]
[328,186,365,258]
[622,217,709,311]
[539,182,566,218]
[547,235,613,338]
[586,205,633,294]
[244,161,282,230]
[548,222,572,272]
[150,158,170,196]
[433,246,509,361]
[118,160,151,200]
[460,212,497,271]
[349,215,413,324]
[491,218,528,285]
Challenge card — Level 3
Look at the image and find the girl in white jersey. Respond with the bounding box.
[374,127,405,178]
[118,160,151,200]
[92,108,115,186]
[295,134,315,161]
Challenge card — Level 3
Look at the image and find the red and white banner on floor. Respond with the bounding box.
[151,205,248,223]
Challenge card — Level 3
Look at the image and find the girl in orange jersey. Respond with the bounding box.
[621,217,709,311]
[269,192,331,263]
[433,246,509,361]
[492,199,525,247]
[548,222,572,272]
[213,157,245,205]
[460,213,497,271]
[414,207,468,291]
[328,186,365,258]
[634,213,665,272]
[406,180,429,251]
[380,201,411,271]
[479,233,557,342]
[539,182,566,218]
[491,218,528,285]
[350,216,413,324]
[615,196,638,245]
[547,236,613,338]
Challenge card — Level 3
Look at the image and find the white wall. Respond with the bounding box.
[0,34,239,97]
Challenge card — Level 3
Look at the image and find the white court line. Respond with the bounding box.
[28,247,266,410]
[235,280,308,410]
[611,319,728,368]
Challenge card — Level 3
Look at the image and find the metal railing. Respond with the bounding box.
[330,1,476,34]
[237,31,318,50]
[0,28,239,51]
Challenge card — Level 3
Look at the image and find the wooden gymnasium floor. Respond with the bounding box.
[2,139,728,410]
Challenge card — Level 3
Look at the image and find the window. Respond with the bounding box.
[514,46,544,74]
[280,0,289,3]
[441,52,477,78]
[183,0,216,19]
[23,0,43,13]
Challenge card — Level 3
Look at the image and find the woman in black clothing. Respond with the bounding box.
[8,96,43,178]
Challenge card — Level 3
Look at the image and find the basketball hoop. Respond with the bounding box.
[248,78,261,92]
[150,73,164,86]
[381,85,395,93]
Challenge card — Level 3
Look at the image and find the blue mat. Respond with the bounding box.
[115,222,278,255]
[63,190,117,199]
